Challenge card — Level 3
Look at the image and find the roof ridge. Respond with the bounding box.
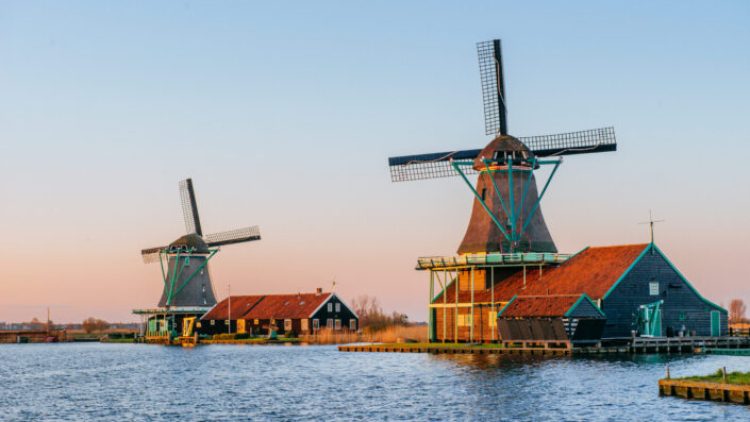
[586,243,650,250]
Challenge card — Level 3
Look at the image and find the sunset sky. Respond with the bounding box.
[1,1,749,323]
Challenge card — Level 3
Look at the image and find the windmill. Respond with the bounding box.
[134,178,260,342]
[388,39,617,254]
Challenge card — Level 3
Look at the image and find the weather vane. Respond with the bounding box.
[639,209,665,244]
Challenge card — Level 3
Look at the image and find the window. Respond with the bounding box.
[334,319,342,330]
[327,303,333,312]
[679,312,686,321]
[457,314,473,327]
[210,320,215,326]
[301,319,309,331]
[335,303,341,313]
[312,319,320,331]
[326,319,333,329]
[225,320,230,325]
[284,319,292,331]
[649,282,659,296]
[349,319,357,331]
[254,319,259,325]
[488,311,497,328]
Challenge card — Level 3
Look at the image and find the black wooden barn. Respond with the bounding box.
[495,243,729,339]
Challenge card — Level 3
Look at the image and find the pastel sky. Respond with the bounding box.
[1,1,748,323]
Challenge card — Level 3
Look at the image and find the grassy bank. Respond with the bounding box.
[680,369,750,385]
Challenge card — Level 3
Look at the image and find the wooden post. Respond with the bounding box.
[470,266,475,343]
[453,271,459,343]
[491,266,495,342]
[443,269,447,343]
[429,271,434,342]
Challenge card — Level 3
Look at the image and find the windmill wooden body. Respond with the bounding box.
[388,40,617,342]
[133,178,261,343]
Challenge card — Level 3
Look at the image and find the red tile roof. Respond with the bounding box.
[202,292,333,321]
[244,293,332,319]
[202,295,264,320]
[499,295,581,318]
[436,244,649,303]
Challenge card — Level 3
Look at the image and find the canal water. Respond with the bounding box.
[1,343,749,421]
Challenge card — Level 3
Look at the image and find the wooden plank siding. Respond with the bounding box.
[601,249,727,338]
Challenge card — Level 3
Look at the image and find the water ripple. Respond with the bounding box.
[1,344,749,421]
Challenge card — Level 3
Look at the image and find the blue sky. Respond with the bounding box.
[1,1,748,322]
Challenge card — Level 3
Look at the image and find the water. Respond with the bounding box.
[1,344,749,421]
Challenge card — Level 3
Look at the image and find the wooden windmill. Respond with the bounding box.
[134,178,261,343]
[388,40,617,254]
[140,178,261,309]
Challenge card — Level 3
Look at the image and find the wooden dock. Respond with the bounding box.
[659,379,750,404]
[339,336,750,355]
[338,344,640,355]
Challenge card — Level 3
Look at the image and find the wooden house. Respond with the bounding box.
[200,289,358,336]
[429,243,727,342]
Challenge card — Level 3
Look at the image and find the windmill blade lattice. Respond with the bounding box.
[179,179,203,236]
[141,246,166,264]
[477,39,507,136]
[524,127,616,157]
[205,226,261,247]
[388,149,481,182]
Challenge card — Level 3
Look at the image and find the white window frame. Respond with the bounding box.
[326,318,333,329]
[334,319,342,330]
[210,320,215,326]
[649,281,659,296]
[335,303,341,313]
[284,319,292,331]
[327,303,333,312]
[312,319,320,331]
[349,319,357,331]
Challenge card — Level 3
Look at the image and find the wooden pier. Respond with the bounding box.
[659,379,750,404]
[339,336,750,355]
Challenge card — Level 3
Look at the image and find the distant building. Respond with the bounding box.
[200,289,358,336]
[430,243,727,342]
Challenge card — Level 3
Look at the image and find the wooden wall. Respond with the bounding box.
[602,250,727,338]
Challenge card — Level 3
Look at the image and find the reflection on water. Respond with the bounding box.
[1,343,748,421]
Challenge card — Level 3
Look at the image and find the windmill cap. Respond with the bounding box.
[473,134,537,170]
[168,233,210,253]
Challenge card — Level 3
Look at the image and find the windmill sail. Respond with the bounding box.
[205,226,261,247]
[477,39,508,136]
[388,127,616,182]
[179,178,203,236]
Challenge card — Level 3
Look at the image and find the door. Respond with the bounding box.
[710,311,721,336]
[638,300,663,337]
[182,317,195,337]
